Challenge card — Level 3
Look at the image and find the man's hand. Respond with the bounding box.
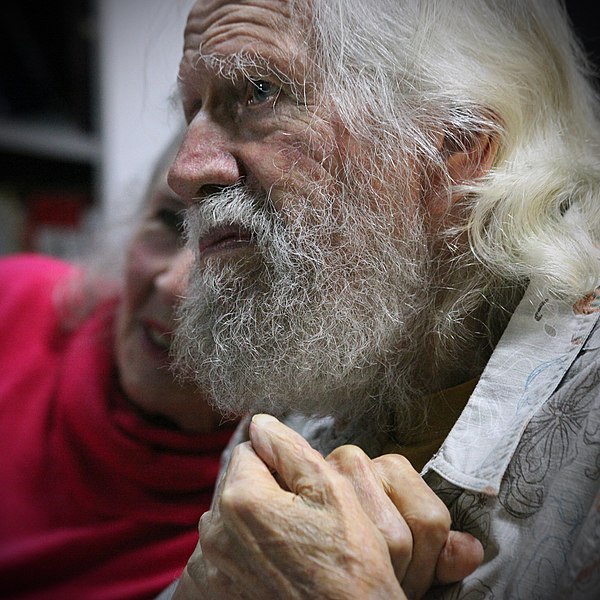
[325,446,483,598]
[173,414,483,599]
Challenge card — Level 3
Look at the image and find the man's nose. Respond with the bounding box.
[168,114,242,203]
[155,247,194,304]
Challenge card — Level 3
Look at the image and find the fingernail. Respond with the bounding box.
[249,415,277,462]
[251,413,278,426]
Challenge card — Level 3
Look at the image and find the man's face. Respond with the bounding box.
[169,0,342,226]
[169,0,433,422]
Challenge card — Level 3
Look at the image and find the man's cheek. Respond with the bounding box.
[265,120,343,183]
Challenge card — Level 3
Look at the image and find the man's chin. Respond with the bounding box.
[203,371,374,423]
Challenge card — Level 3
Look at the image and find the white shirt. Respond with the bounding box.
[216,279,600,599]
[421,281,600,599]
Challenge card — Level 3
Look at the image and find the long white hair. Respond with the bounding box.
[304,0,600,302]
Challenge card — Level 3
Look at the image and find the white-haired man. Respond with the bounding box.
[163,0,600,598]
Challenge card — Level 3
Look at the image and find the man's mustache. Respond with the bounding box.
[183,184,273,246]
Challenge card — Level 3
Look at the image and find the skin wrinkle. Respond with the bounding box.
[183,2,299,81]
[166,2,600,597]
[184,4,290,54]
[176,41,334,204]
[240,471,386,596]
[170,0,529,443]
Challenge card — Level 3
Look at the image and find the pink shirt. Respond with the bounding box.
[0,254,232,599]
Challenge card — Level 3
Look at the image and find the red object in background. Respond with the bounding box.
[28,192,84,227]
[23,191,87,256]
[0,255,233,600]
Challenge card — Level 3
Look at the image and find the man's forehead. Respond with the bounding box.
[185,0,297,51]
[189,0,293,21]
[183,0,310,83]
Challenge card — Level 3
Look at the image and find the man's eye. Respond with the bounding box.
[157,208,185,235]
[246,79,280,106]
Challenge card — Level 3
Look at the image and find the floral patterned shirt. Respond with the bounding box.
[420,280,600,600]
[203,279,600,600]
[282,280,600,599]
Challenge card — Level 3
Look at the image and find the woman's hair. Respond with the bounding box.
[304,0,600,302]
[56,128,186,329]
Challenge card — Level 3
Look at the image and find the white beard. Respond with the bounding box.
[172,183,434,428]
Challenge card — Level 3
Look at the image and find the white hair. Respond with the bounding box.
[56,130,186,329]
[305,0,600,302]
[172,0,600,430]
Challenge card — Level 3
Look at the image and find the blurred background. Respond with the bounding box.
[0,0,598,260]
[0,0,194,258]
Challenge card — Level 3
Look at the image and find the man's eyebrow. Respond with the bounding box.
[192,47,305,98]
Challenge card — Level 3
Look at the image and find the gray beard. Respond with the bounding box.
[172,184,434,430]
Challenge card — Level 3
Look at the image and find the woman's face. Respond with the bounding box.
[115,168,217,432]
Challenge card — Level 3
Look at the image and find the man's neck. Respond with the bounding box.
[382,377,478,471]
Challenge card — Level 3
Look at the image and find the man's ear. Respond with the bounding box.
[443,129,499,195]
[425,129,499,221]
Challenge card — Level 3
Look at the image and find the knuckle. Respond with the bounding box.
[219,482,260,519]
[389,526,414,558]
[373,452,412,474]
[327,444,375,484]
[327,444,370,474]
[428,500,452,530]
[199,520,223,563]
[200,527,219,560]
[198,510,212,535]
[411,501,452,543]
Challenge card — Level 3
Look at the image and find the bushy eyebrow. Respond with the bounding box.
[191,46,308,103]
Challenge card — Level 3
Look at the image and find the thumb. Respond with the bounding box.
[249,414,330,499]
[435,530,484,584]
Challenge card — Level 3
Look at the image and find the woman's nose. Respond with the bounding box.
[168,114,243,202]
[155,248,194,304]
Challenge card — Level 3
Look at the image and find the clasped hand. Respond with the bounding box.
[173,414,483,599]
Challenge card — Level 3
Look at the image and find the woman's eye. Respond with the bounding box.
[157,208,185,236]
[246,79,280,106]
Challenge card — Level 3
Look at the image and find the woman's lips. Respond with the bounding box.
[198,226,253,258]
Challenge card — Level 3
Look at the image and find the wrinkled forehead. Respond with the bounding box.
[183,0,311,78]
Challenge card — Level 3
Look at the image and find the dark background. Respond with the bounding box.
[0,1,598,253]
[565,1,600,74]
[0,1,598,128]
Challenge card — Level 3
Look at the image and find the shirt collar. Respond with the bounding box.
[423,280,600,495]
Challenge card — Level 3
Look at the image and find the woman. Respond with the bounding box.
[0,135,234,599]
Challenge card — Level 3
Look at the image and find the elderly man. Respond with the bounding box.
[164,0,600,598]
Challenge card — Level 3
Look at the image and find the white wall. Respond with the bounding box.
[97,0,195,225]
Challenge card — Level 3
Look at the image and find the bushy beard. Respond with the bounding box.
[172,180,434,429]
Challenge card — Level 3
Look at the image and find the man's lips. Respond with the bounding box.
[198,226,253,258]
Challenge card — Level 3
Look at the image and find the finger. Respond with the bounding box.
[435,530,484,584]
[217,440,287,515]
[373,454,451,599]
[200,497,277,599]
[248,414,334,501]
[326,445,413,582]
[226,440,279,486]
[209,415,263,511]
[203,440,335,599]
[212,442,289,557]
[172,516,218,600]
[171,563,210,600]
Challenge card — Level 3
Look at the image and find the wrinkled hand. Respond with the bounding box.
[325,446,483,598]
[172,414,483,600]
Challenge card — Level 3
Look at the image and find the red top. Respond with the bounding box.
[0,254,232,599]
